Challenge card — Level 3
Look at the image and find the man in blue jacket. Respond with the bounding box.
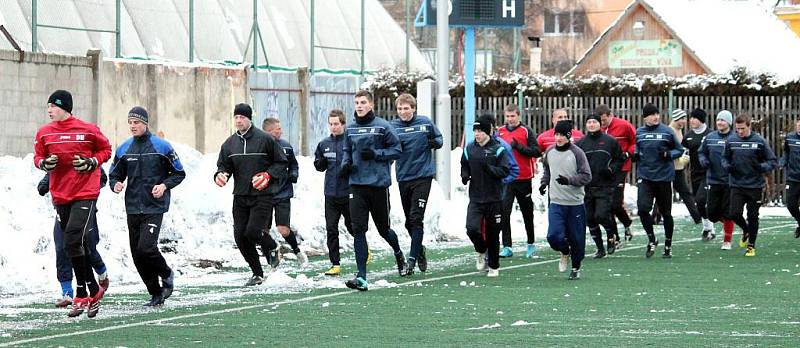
[109,107,185,306]
[263,117,308,267]
[781,118,800,238]
[632,103,685,258]
[722,114,778,256]
[391,93,443,276]
[698,111,743,250]
[342,90,404,291]
[314,109,355,276]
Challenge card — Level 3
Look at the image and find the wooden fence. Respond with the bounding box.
[375,95,800,204]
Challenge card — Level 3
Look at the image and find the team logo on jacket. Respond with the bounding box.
[420,125,427,131]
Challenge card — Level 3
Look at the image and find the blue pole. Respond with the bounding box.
[464,27,476,146]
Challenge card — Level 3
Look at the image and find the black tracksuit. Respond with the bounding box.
[576,131,624,249]
[216,126,288,277]
[781,131,800,227]
[314,133,354,266]
[682,126,712,220]
[109,132,186,295]
[461,138,511,270]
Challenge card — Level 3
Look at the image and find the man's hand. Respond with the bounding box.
[339,163,353,178]
[252,172,271,191]
[40,154,58,172]
[511,140,525,151]
[72,155,97,173]
[215,172,230,187]
[462,176,470,185]
[539,184,548,195]
[152,184,167,198]
[556,175,569,185]
[113,182,125,193]
[427,138,439,149]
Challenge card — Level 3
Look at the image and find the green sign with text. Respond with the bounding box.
[608,40,682,69]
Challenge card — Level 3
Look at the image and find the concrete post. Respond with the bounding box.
[298,67,310,156]
[529,47,542,75]
[86,49,102,125]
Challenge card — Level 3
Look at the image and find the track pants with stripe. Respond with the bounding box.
[128,214,172,296]
[466,201,502,270]
[349,185,402,279]
[55,199,99,298]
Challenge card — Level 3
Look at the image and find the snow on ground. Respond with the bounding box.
[1,144,789,301]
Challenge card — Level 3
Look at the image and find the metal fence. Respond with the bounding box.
[375,95,800,204]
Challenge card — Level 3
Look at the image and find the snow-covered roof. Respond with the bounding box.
[0,0,431,73]
[567,0,800,82]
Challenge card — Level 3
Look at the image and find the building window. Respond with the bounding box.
[543,10,585,35]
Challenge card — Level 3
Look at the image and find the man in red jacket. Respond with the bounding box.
[537,109,584,153]
[496,104,541,258]
[34,90,112,318]
[597,104,636,244]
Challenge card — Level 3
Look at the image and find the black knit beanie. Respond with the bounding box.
[48,90,73,113]
[234,103,253,120]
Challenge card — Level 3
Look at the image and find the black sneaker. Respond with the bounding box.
[795,226,800,238]
[593,248,606,259]
[265,248,281,269]
[395,252,407,276]
[144,294,165,307]
[244,275,263,287]
[403,258,416,277]
[701,230,711,241]
[161,270,175,300]
[662,246,672,259]
[607,237,616,255]
[568,269,580,280]
[646,240,659,258]
[624,226,633,241]
[417,246,428,272]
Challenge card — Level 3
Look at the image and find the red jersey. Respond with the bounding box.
[34,116,112,205]
[601,117,636,172]
[537,128,584,154]
[496,123,538,180]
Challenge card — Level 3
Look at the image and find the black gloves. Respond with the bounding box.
[428,138,439,149]
[555,175,569,185]
[360,148,376,160]
[40,154,58,172]
[659,146,671,160]
[462,176,469,185]
[621,152,630,160]
[339,163,353,178]
[630,152,640,163]
[290,175,298,184]
[511,140,525,151]
[539,184,547,195]
[72,155,98,173]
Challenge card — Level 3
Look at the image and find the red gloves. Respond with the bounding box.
[252,172,271,191]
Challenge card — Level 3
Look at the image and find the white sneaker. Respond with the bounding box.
[487,268,499,277]
[702,218,714,232]
[721,242,732,250]
[558,254,570,273]
[476,252,487,271]
[296,251,309,267]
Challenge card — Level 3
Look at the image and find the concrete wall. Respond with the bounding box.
[99,60,248,152]
[0,50,98,157]
[0,49,249,156]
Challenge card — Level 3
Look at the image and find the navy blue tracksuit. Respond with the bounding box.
[781,131,800,226]
[698,130,735,223]
[342,111,403,279]
[635,123,685,248]
[314,133,354,266]
[722,131,778,247]
[391,115,443,265]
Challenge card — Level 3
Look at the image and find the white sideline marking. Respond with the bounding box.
[1,223,794,347]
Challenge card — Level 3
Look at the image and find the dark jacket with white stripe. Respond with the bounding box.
[109,131,186,214]
[274,138,299,200]
[634,123,685,182]
[342,111,401,188]
[722,131,777,189]
[391,115,443,183]
[576,131,624,188]
[461,138,511,203]
[698,130,732,186]
[780,131,800,183]
[314,133,350,198]
[216,126,288,196]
